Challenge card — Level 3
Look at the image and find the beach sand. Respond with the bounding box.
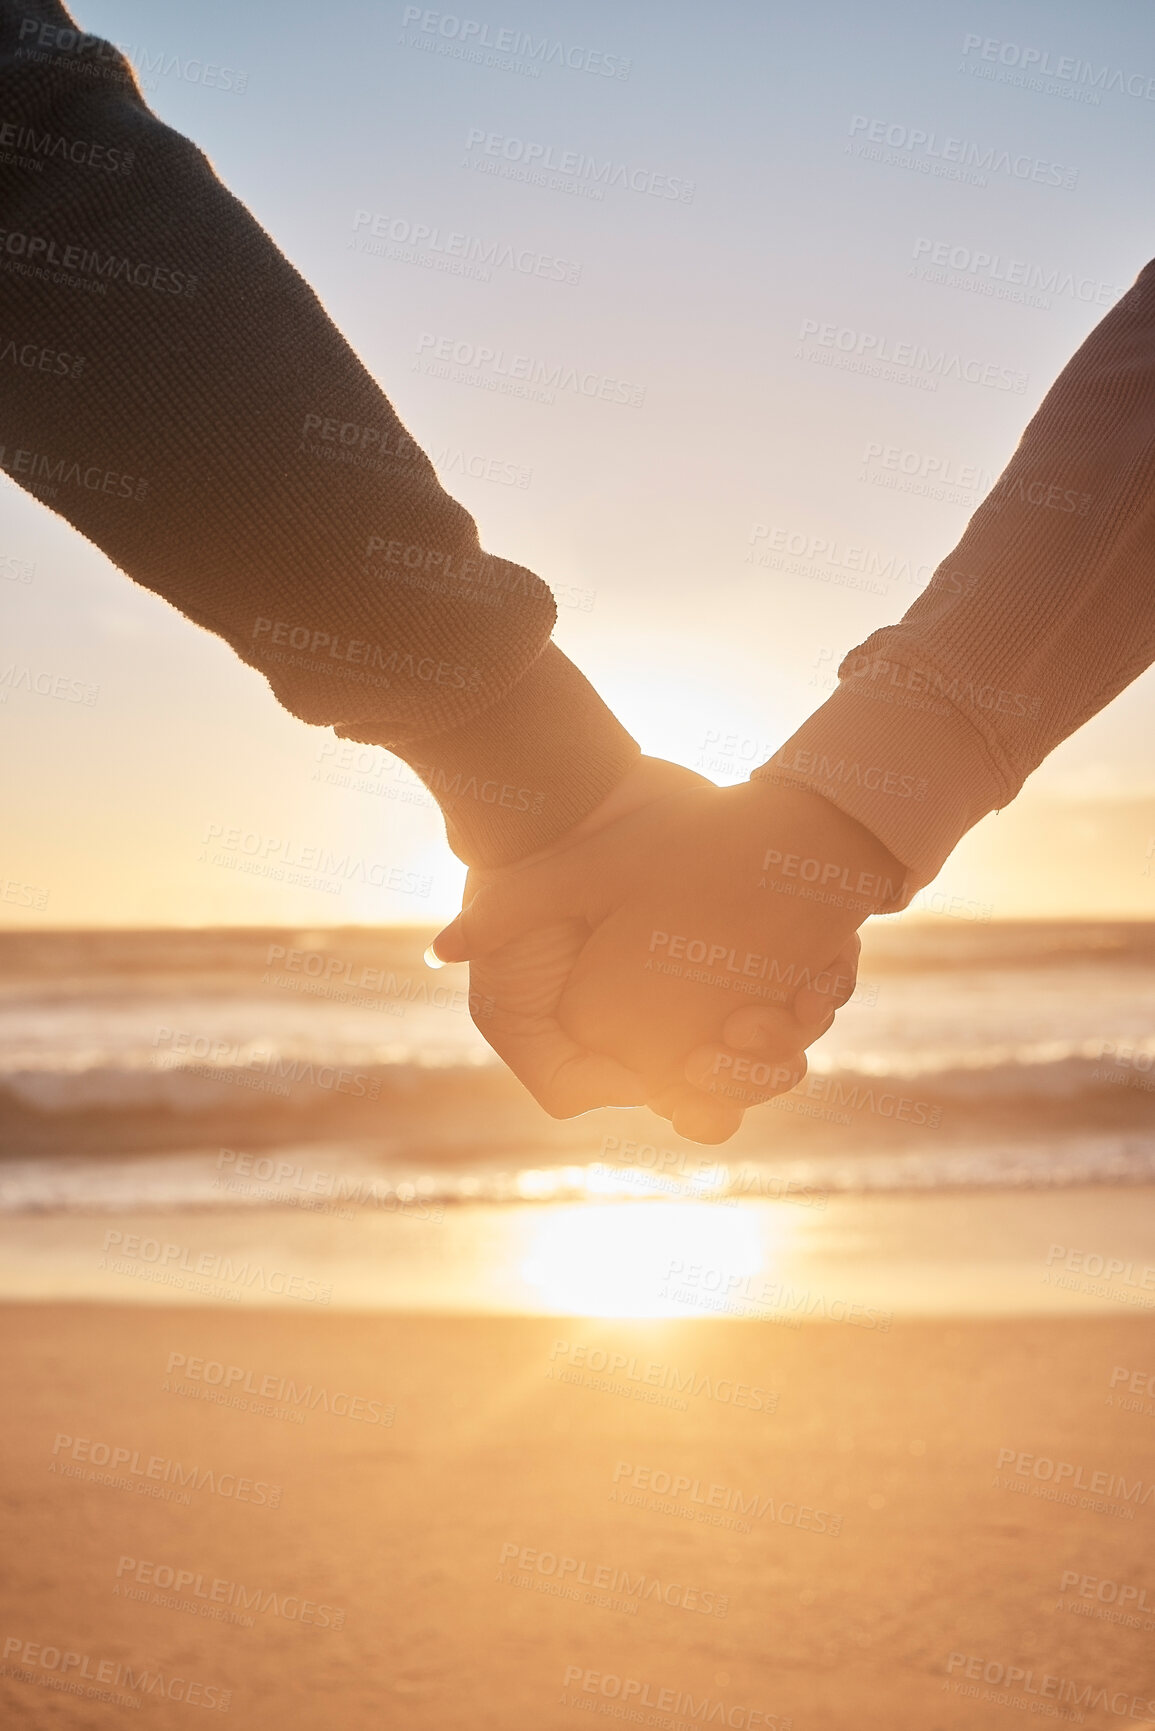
[3,1305,1155,1730]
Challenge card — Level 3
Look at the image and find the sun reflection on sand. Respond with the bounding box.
[518,1201,796,1318]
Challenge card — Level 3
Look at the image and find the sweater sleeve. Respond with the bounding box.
[0,1,638,865]
[755,257,1155,904]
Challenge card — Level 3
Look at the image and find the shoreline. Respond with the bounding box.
[3,1186,1155,1318]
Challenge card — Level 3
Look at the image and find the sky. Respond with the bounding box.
[3,0,1155,924]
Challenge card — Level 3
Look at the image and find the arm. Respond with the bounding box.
[3,2,837,1142]
[0,1,638,865]
[443,255,1155,1138]
[759,259,1155,895]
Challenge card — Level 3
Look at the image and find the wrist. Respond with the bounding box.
[742,780,908,916]
[485,756,708,874]
[378,643,640,868]
[753,676,997,903]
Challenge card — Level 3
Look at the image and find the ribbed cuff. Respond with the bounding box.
[356,643,640,867]
[752,673,1011,905]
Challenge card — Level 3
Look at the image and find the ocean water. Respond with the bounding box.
[2,922,1153,1217]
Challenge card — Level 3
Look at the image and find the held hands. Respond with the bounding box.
[432,757,904,1143]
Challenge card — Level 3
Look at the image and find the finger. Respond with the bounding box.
[431,859,585,963]
[546,1050,650,1116]
[665,1085,745,1145]
[475,1004,648,1117]
[682,1046,807,1106]
[712,937,862,1054]
[644,1084,744,1145]
[646,1086,678,1123]
[464,919,649,1115]
[793,935,861,1028]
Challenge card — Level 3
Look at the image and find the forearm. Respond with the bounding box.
[0,2,638,863]
[757,257,1155,899]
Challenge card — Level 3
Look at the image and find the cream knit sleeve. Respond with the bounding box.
[756,258,1155,902]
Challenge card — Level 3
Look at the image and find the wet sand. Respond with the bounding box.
[3,1304,1155,1729]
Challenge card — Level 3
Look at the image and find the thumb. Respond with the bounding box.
[430,856,585,963]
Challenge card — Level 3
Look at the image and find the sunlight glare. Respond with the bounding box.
[519,1202,792,1317]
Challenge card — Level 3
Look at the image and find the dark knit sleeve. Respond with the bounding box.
[0,1,638,864]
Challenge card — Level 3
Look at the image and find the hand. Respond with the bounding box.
[433,758,902,1142]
